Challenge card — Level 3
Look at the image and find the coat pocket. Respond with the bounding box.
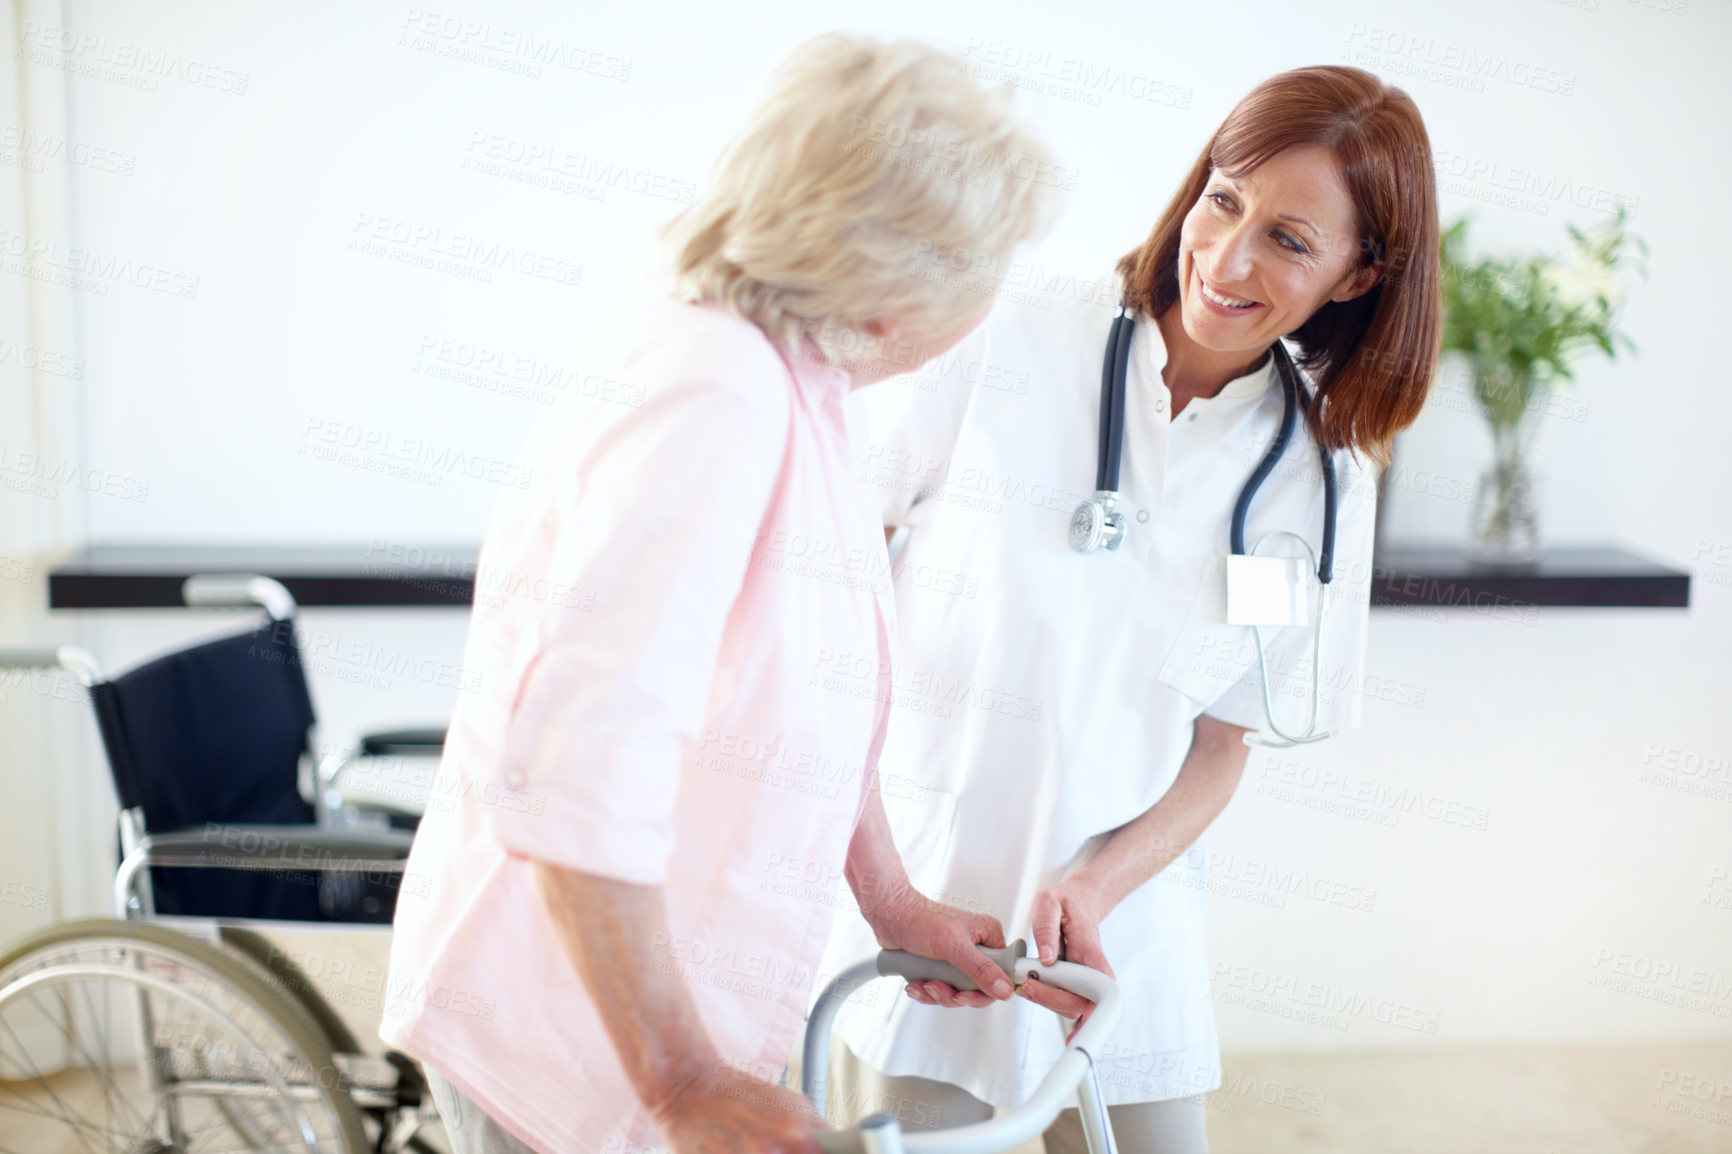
[877,778,958,897]
[1153,553,1262,711]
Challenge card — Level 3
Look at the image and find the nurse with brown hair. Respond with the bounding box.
[825,65,1443,1153]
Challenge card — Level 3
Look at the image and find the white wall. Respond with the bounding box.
[1,0,1727,1051]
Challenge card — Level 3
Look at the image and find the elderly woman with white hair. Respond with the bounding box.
[380,33,1057,1154]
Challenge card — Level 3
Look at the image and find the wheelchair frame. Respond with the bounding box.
[0,574,443,1154]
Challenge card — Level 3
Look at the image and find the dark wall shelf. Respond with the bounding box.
[49,545,480,608]
[47,543,1692,611]
[1370,545,1690,610]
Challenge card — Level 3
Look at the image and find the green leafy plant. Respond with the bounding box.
[1439,207,1645,561]
[1439,205,1645,432]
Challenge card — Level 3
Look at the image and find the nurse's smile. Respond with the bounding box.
[1196,270,1262,313]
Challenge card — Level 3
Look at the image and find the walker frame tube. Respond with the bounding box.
[804,950,1123,1154]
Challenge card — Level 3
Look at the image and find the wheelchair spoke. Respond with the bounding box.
[0,1082,123,1151]
[50,972,159,1150]
[0,926,365,1153]
[67,968,156,1143]
[0,1010,121,1154]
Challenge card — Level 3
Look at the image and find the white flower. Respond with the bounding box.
[1550,250,1625,310]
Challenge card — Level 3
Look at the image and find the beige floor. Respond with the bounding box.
[1201,1041,1732,1154]
[815,1042,1732,1154]
[6,1041,1728,1151]
[803,1038,1732,1153]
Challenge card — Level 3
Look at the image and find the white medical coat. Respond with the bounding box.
[820,290,1381,1108]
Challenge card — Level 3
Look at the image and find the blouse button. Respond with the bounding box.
[1188,411,1199,421]
[1136,509,1150,523]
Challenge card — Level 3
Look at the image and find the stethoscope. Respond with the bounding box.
[1070,304,1340,747]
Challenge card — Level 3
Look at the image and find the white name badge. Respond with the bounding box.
[1225,554,1309,627]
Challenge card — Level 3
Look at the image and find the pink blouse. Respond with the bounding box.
[381,283,896,1153]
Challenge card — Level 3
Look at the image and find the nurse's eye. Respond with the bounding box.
[1206,190,1238,212]
[1274,230,1309,255]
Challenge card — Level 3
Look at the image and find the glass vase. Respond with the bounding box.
[1468,407,1543,566]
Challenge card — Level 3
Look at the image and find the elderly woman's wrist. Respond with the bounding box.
[852,870,920,934]
[639,1041,723,1128]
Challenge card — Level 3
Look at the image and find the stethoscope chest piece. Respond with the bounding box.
[1071,305,1136,555]
[1070,491,1126,553]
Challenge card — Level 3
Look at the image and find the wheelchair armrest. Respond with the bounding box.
[359,727,446,756]
[116,824,415,917]
[337,797,424,824]
[317,727,445,802]
[139,823,413,866]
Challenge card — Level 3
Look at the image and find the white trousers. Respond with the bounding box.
[830,1042,1209,1154]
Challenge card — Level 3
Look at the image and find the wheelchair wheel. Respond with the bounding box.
[0,918,368,1153]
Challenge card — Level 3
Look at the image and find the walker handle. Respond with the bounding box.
[874,939,1026,993]
[804,950,1123,1153]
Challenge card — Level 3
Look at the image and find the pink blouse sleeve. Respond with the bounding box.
[486,362,790,884]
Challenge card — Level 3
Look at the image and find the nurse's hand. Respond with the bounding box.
[1021,878,1116,1026]
[858,882,1014,1009]
[654,1069,826,1154]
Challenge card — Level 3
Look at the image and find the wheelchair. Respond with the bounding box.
[0,575,448,1153]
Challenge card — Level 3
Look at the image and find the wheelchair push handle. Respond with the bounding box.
[0,645,103,685]
[181,573,296,621]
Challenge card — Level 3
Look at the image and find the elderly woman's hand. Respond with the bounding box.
[846,781,1011,1008]
[858,880,1014,1009]
[652,1067,826,1154]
